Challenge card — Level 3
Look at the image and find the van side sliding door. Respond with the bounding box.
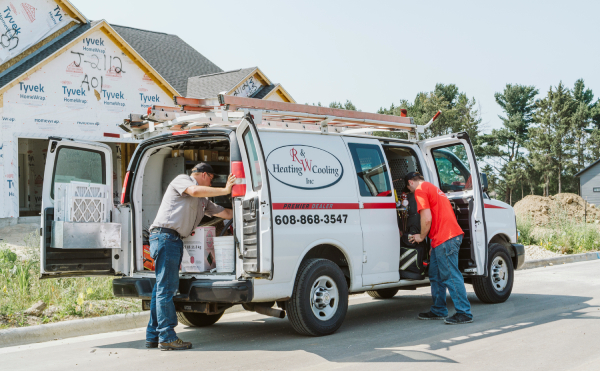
[418,133,488,277]
[40,138,125,278]
[235,116,274,277]
[342,137,400,286]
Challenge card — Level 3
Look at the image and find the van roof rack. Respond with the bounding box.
[121,94,440,141]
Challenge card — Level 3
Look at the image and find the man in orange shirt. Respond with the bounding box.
[405,172,473,324]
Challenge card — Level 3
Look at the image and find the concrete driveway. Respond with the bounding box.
[2,260,600,371]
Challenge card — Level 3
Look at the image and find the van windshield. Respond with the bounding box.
[431,145,473,193]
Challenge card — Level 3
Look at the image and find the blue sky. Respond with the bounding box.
[76,0,600,133]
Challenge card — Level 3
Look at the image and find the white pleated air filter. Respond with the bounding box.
[54,182,109,223]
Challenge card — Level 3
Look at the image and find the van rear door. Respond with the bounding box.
[418,133,488,276]
[40,138,126,278]
[235,116,273,276]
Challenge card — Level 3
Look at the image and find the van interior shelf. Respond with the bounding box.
[184,161,229,166]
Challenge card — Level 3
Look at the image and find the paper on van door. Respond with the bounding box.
[181,227,216,272]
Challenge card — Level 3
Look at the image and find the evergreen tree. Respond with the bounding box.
[329,100,357,111]
[530,82,576,194]
[377,84,483,150]
[571,79,594,174]
[481,84,537,202]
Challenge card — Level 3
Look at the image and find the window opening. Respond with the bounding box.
[431,144,473,193]
[51,147,105,199]
[348,143,391,197]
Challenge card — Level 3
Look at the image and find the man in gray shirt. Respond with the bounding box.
[146,163,236,350]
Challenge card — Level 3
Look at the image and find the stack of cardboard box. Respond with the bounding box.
[171,149,229,162]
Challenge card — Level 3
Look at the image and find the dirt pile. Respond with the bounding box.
[514,193,600,225]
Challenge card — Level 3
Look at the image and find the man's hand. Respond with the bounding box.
[225,174,237,194]
[409,234,425,244]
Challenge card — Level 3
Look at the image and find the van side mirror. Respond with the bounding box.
[480,173,489,193]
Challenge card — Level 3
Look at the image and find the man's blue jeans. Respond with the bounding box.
[146,231,183,344]
[429,235,473,318]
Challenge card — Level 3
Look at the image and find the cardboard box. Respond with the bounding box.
[211,150,219,162]
[199,150,210,162]
[184,149,197,161]
[171,149,184,158]
[181,227,216,272]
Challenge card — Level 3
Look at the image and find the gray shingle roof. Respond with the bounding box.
[111,24,222,96]
[251,84,276,99]
[0,23,91,90]
[186,67,257,99]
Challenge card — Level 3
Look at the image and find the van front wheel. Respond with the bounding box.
[177,311,224,327]
[287,259,349,336]
[472,243,514,303]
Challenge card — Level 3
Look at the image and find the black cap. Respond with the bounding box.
[403,171,423,192]
[191,163,215,175]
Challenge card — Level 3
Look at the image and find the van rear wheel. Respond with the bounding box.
[367,288,399,299]
[472,243,514,303]
[287,258,349,336]
[177,311,224,327]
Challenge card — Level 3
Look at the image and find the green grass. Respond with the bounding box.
[517,202,600,254]
[0,233,141,329]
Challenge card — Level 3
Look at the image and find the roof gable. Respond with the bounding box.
[111,25,223,96]
[0,20,178,99]
[0,0,87,66]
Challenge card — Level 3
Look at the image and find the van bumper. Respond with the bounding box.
[113,277,253,303]
[511,243,525,270]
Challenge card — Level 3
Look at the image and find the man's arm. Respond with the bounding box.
[184,186,230,198]
[214,208,233,220]
[411,209,432,243]
[184,174,236,198]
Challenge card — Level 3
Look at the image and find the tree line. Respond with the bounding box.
[323,80,600,204]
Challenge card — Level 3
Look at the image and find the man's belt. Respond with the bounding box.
[150,227,181,239]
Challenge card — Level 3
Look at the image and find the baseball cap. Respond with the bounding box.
[403,171,423,192]
[191,163,215,175]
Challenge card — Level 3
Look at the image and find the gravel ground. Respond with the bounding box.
[525,245,561,260]
[0,223,39,258]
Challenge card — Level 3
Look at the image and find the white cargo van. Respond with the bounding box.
[40,95,524,336]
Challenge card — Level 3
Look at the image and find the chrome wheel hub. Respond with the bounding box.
[491,256,509,292]
[310,275,339,321]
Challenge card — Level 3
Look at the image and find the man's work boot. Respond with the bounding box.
[159,338,193,351]
[145,341,158,348]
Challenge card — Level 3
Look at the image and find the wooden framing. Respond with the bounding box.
[262,83,296,103]
[56,0,88,23]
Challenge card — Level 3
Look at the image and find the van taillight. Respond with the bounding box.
[231,161,246,197]
[121,171,130,204]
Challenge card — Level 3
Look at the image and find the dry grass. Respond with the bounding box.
[517,200,600,254]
